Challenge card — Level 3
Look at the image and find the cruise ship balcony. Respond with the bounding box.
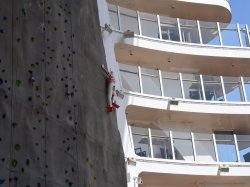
[107,0,231,23]
[120,63,250,114]
[127,125,250,186]
[109,5,250,76]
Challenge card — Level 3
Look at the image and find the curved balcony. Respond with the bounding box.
[127,125,250,181]
[109,6,250,75]
[119,63,250,116]
[107,0,231,23]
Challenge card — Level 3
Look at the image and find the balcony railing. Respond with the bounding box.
[108,4,250,48]
[130,126,250,163]
[120,63,250,103]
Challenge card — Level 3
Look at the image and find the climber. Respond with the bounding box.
[101,64,120,112]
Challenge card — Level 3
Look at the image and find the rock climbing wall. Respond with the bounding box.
[0,0,127,186]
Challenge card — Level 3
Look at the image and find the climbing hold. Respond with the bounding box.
[0,78,3,85]
[14,144,21,151]
[26,159,30,166]
[3,16,7,21]
[0,179,6,184]
[16,38,21,43]
[16,80,22,87]
[11,159,18,168]
[12,122,17,128]
[21,8,26,16]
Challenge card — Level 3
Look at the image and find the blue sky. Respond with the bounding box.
[230,0,250,25]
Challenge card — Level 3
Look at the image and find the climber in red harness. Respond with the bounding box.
[101,64,120,112]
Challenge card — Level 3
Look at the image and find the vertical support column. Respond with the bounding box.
[170,131,175,160]
[197,20,203,44]
[157,15,162,40]
[200,74,206,100]
[179,73,185,99]
[128,126,135,150]
[240,76,247,102]
[212,133,219,162]
[117,5,121,31]
[159,70,164,96]
[217,22,223,46]
[148,128,154,158]
[177,18,183,42]
[137,11,142,36]
[237,23,243,47]
[138,66,143,94]
[191,132,197,161]
[246,24,250,47]
[220,76,227,102]
[234,134,241,162]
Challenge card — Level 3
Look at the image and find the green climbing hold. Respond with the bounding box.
[14,144,21,151]
[11,159,18,168]
[21,8,26,16]
[12,122,17,128]
[16,80,22,87]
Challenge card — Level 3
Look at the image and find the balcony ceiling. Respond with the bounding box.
[108,0,231,23]
[115,40,250,77]
[126,104,250,133]
[139,172,250,187]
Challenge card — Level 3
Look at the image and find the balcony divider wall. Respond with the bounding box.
[108,4,250,48]
[119,63,250,103]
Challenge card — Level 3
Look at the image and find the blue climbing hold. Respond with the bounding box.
[0,78,3,85]
[0,179,6,184]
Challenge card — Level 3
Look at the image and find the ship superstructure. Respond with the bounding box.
[97,0,250,186]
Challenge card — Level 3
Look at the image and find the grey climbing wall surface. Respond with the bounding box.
[0,0,127,186]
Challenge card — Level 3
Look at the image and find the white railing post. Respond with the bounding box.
[179,73,185,99]
[157,15,162,40]
[159,70,164,96]
[137,11,142,36]
[200,74,206,100]
[197,20,203,44]
[117,5,121,31]
[138,66,143,94]
[170,131,175,160]
[212,133,219,162]
[191,132,197,161]
[148,128,154,158]
[220,76,227,102]
[246,24,250,47]
[240,76,248,102]
[237,23,243,47]
[217,22,223,46]
[177,18,183,42]
[234,134,241,162]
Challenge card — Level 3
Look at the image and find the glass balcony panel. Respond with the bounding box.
[172,131,194,161]
[173,139,194,161]
[180,19,200,44]
[160,16,180,42]
[162,79,182,98]
[152,137,173,159]
[220,23,240,47]
[243,77,250,101]
[216,141,238,162]
[239,24,250,47]
[141,68,161,96]
[151,129,170,137]
[215,131,237,162]
[236,134,250,163]
[140,12,159,38]
[200,21,220,46]
[131,126,148,134]
[133,134,151,157]
[194,133,216,162]
[203,75,224,101]
[223,77,244,102]
[182,73,203,100]
[108,4,119,30]
[120,64,140,92]
[120,7,139,34]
